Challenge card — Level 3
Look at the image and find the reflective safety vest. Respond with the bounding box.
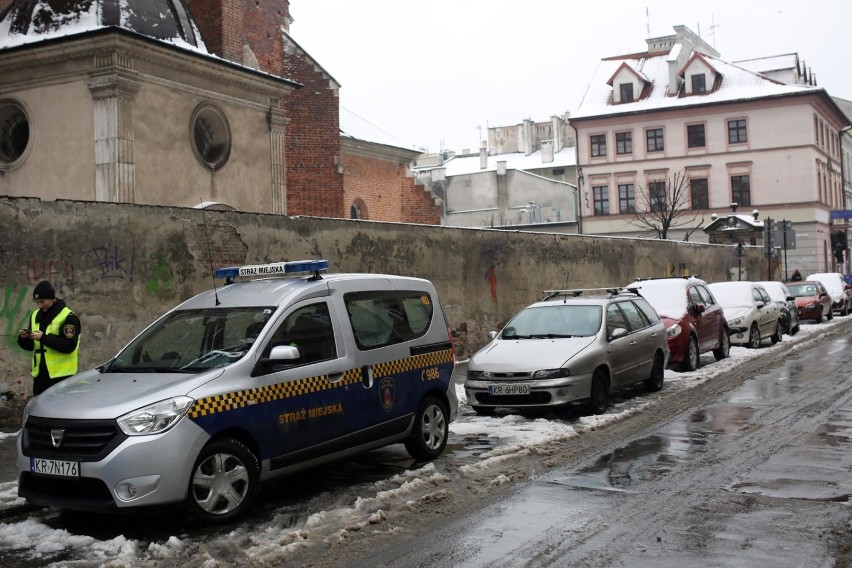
[30,307,79,379]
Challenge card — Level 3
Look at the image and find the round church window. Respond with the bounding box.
[190,103,231,170]
[0,100,31,169]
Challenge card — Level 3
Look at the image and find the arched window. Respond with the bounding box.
[350,199,367,220]
[0,99,31,170]
[190,103,231,170]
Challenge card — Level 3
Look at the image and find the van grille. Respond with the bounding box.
[23,416,127,462]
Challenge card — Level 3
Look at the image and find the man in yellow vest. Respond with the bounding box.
[17,281,81,396]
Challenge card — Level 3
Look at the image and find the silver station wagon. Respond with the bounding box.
[17,260,457,523]
[464,289,669,415]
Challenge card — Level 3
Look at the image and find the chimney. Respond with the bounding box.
[522,119,535,156]
[541,140,554,163]
[479,146,487,170]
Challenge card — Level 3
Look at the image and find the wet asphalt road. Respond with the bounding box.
[351,332,852,566]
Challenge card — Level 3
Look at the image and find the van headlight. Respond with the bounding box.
[117,397,194,436]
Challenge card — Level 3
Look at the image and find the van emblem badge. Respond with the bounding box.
[379,377,395,412]
[51,428,65,448]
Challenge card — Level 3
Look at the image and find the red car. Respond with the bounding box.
[785,280,832,322]
[626,277,730,371]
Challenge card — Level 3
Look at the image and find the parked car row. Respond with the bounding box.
[464,272,852,418]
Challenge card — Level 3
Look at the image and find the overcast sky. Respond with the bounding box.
[289,0,852,154]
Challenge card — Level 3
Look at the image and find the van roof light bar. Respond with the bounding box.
[214,259,329,282]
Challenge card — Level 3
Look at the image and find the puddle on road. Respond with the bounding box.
[554,346,852,500]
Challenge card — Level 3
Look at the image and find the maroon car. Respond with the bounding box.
[626,277,730,371]
[785,280,832,323]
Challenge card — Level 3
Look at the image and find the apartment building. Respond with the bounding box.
[571,25,850,273]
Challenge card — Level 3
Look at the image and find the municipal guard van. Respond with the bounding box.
[17,260,457,523]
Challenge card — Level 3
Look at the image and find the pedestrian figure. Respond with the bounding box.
[17,281,81,396]
[790,269,802,282]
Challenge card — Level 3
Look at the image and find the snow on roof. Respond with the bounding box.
[734,53,799,74]
[415,146,576,177]
[340,106,421,152]
[0,0,209,55]
[573,50,820,121]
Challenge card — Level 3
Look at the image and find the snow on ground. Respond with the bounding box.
[0,318,845,566]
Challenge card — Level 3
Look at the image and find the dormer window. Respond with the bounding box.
[619,83,634,102]
[691,74,706,94]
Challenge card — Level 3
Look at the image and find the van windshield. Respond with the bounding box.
[107,307,274,373]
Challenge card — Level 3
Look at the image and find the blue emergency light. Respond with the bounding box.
[214,259,329,279]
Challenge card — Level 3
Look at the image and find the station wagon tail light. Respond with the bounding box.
[532,368,571,379]
[214,259,329,279]
[117,396,194,436]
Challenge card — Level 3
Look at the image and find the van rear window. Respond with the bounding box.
[344,291,434,350]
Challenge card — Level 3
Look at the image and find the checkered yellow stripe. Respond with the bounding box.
[372,349,453,378]
[187,349,453,419]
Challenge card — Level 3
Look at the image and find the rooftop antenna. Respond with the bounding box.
[645,7,650,38]
[200,199,221,306]
[708,13,719,48]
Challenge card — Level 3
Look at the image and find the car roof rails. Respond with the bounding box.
[632,274,701,282]
[542,287,636,301]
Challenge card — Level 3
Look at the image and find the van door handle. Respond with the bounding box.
[361,365,374,388]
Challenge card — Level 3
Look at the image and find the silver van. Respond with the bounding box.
[17,260,457,523]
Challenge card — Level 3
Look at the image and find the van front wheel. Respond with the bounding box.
[405,396,449,460]
[186,438,259,524]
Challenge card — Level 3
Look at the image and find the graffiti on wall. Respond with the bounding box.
[147,251,176,296]
[22,259,74,290]
[1,283,31,349]
[91,245,134,281]
[481,244,506,303]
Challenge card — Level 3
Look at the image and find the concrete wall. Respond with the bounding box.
[0,197,765,404]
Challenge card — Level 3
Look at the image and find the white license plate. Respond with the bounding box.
[488,384,531,395]
[31,457,80,478]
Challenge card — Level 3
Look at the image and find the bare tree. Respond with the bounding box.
[629,170,704,240]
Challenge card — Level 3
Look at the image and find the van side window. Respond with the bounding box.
[345,291,434,350]
[267,302,336,368]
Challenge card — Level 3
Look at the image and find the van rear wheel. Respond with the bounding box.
[186,438,259,524]
[405,396,449,460]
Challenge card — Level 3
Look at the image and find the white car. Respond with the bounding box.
[707,282,783,348]
[805,272,852,316]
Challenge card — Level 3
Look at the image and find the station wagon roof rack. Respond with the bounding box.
[214,259,329,284]
[542,287,637,301]
[632,275,700,282]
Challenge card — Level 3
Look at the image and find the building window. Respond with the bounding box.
[620,83,634,102]
[190,103,232,170]
[691,74,706,93]
[731,175,751,206]
[552,168,565,175]
[690,178,709,210]
[687,124,705,148]
[728,119,747,144]
[618,184,635,213]
[593,186,609,215]
[616,131,632,155]
[649,181,666,212]
[646,128,664,152]
[590,134,606,157]
[0,99,31,169]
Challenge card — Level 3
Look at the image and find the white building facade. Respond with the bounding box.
[571,25,850,274]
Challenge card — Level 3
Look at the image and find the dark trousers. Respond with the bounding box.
[33,375,69,396]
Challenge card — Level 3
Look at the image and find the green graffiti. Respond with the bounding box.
[147,252,176,296]
[2,283,31,349]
